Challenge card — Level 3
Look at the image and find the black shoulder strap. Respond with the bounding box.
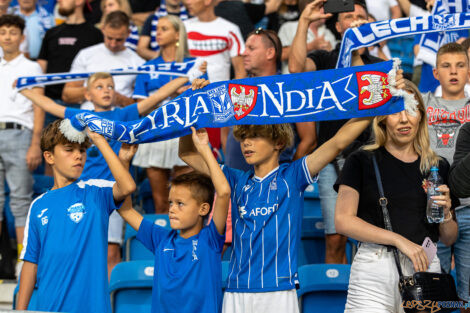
[371,152,405,279]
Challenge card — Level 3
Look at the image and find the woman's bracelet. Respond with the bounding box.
[442,211,453,223]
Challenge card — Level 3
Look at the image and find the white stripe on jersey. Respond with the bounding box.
[237,223,247,289]
[275,214,278,287]
[228,219,239,289]
[20,193,46,260]
[282,178,290,198]
[302,157,315,185]
[288,213,292,285]
[261,221,265,288]
[77,179,115,188]
[247,219,256,289]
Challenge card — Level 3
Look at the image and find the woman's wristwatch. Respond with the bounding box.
[442,211,453,223]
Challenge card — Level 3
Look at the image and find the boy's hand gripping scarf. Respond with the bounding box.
[60,60,413,144]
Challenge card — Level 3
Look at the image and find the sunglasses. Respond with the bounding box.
[254,27,281,61]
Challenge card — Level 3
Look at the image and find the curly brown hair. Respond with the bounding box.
[232,124,294,152]
[40,120,91,153]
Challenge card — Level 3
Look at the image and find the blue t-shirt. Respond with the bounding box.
[133,56,195,99]
[21,179,121,313]
[136,218,225,313]
[65,104,139,180]
[222,157,315,292]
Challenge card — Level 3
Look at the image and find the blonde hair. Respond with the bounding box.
[363,79,440,173]
[159,15,189,62]
[98,0,133,28]
[233,124,294,152]
[86,72,114,89]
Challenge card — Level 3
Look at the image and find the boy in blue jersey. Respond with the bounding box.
[19,71,200,274]
[116,126,231,313]
[180,117,392,312]
[16,119,136,313]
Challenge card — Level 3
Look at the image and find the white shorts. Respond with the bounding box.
[222,289,299,313]
[345,242,441,313]
[108,210,124,245]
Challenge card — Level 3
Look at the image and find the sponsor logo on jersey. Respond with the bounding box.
[67,203,86,223]
[248,204,279,217]
[192,240,198,261]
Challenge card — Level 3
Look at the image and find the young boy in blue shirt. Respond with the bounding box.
[116,126,231,313]
[16,119,136,313]
[20,71,198,273]
[180,117,394,312]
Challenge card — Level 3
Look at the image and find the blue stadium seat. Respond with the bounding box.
[123,214,171,261]
[137,179,155,214]
[109,260,154,313]
[297,264,350,313]
[298,235,357,266]
[12,282,38,310]
[303,199,322,217]
[32,174,54,197]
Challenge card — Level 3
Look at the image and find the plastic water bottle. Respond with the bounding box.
[426,167,444,223]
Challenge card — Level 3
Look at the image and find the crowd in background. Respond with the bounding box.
[1,0,470,311]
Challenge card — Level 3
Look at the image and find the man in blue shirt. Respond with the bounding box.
[16,119,136,313]
[116,125,230,313]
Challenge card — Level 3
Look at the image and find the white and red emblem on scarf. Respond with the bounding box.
[356,71,392,110]
[229,84,258,120]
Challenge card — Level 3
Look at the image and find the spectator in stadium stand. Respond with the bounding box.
[131,15,193,214]
[97,0,139,51]
[62,10,144,108]
[129,0,160,26]
[9,0,54,59]
[289,0,381,264]
[335,79,457,313]
[17,120,136,313]
[83,0,102,24]
[37,0,103,125]
[183,0,246,82]
[0,0,10,15]
[137,0,188,60]
[62,10,144,273]
[0,14,44,274]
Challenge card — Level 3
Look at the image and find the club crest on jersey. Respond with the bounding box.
[229,84,258,120]
[356,71,392,110]
[67,203,86,223]
[238,205,247,218]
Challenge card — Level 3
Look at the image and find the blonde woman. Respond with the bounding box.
[132,15,193,214]
[98,0,139,51]
[335,79,458,312]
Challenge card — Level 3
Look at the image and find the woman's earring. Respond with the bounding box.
[176,41,180,47]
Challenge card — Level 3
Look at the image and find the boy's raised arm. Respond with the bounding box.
[190,127,230,235]
[17,261,38,310]
[116,144,144,231]
[87,130,136,202]
[20,88,66,118]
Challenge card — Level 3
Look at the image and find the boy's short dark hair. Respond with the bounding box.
[104,11,129,29]
[0,14,25,34]
[461,38,470,52]
[233,124,294,152]
[436,42,469,65]
[171,172,215,215]
[41,119,91,152]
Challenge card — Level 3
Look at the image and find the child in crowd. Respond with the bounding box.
[16,119,136,313]
[179,73,405,312]
[116,126,230,313]
[20,71,200,274]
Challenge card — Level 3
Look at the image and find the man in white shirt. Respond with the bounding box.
[0,14,44,257]
[63,11,144,107]
[183,0,246,82]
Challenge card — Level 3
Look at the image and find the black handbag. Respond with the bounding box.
[371,153,459,313]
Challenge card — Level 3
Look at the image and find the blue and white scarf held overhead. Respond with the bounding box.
[337,12,470,69]
[59,60,410,144]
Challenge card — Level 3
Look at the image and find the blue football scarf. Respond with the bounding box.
[15,60,198,90]
[59,60,409,144]
[417,0,468,67]
[337,12,470,69]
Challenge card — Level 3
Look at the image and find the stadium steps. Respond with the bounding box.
[0,280,15,309]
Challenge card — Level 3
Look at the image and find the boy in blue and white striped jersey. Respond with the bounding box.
[179,119,375,313]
